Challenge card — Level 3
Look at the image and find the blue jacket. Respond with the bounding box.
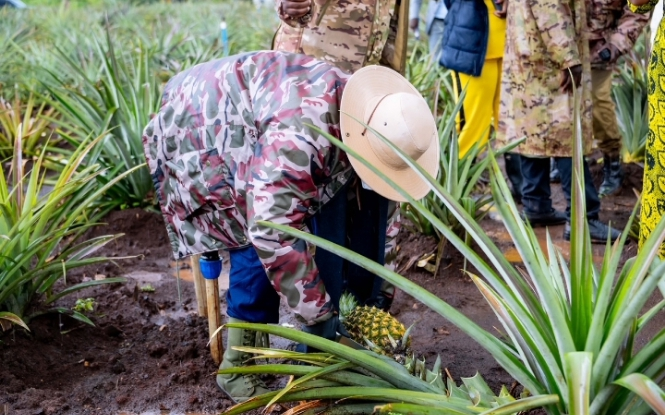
[439,0,489,77]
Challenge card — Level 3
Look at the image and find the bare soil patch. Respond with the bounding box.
[0,163,656,414]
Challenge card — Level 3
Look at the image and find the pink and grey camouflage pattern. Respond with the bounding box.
[143,51,353,325]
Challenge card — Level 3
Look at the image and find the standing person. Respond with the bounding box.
[626,0,664,253]
[440,0,506,159]
[437,0,523,201]
[273,0,410,74]
[498,0,621,242]
[143,51,439,402]
[588,0,650,196]
[272,0,411,311]
[409,0,447,57]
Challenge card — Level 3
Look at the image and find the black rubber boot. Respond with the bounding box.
[521,209,568,227]
[504,152,523,203]
[599,154,623,197]
[563,219,621,243]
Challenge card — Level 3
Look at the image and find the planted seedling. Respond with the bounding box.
[72,298,96,314]
[140,284,155,293]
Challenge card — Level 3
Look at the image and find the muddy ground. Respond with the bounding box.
[0,159,655,415]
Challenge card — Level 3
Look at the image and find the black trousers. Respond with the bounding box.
[520,155,601,220]
[308,182,389,311]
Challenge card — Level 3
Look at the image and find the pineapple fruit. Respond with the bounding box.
[338,292,412,362]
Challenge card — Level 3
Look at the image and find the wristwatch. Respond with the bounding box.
[599,48,612,62]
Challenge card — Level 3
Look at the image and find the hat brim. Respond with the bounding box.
[340,66,439,202]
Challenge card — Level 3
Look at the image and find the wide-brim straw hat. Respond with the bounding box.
[340,65,439,202]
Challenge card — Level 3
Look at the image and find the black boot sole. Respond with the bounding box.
[523,216,567,227]
[599,186,623,198]
[563,233,620,244]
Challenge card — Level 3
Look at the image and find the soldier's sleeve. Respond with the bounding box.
[529,0,581,69]
[628,0,659,13]
[274,0,313,28]
[245,128,334,326]
[611,7,651,53]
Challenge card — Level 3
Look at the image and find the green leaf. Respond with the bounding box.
[226,323,439,394]
[477,394,560,415]
[0,311,29,331]
[375,403,469,415]
[565,352,592,415]
[265,361,354,407]
[615,373,665,414]
[45,277,127,305]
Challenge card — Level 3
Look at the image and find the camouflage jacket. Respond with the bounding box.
[143,51,353,325]
[273,0,408,73]
[497,0,593,157]
[588,0,650,69]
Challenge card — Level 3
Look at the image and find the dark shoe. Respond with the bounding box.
[599,154,623,197]
[550,159,561,183]
[563,219,622,243]
[521,209,567,227]
[366,292,393,312]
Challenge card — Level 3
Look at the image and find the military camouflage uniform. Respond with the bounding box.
[143,51,353,325]
[273,0,408,304]
[588,0,649,157]
[497,0,593,157]
[588,0,649,69]
[273,0,409,74]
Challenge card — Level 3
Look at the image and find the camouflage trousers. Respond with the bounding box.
[592,68,623,157]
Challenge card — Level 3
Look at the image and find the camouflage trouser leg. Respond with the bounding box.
[591,68,622,157]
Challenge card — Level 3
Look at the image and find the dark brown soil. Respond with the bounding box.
[0,160,654,415]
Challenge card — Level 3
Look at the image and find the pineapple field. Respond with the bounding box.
[0,177,649,415]
[1,0,663,414]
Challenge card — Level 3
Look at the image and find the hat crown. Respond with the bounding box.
[364,93,435,171]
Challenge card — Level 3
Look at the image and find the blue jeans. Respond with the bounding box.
[520,155,601,220]
[226,245,280,324]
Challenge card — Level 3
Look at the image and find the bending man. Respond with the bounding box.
[142,50,438,402]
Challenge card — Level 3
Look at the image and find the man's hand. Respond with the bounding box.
[601,44,621,64]
[560,64,583,93]
[409,17,419,31]
[494,0,508,18]
[282,0,312,18]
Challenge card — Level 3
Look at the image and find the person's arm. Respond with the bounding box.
[494,0,508,18]
[246,127,334,326]
[409,0,423,30]
[275,0,313,27]
[608,7,651,56]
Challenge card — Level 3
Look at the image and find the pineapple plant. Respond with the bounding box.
[338,292,412,362]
